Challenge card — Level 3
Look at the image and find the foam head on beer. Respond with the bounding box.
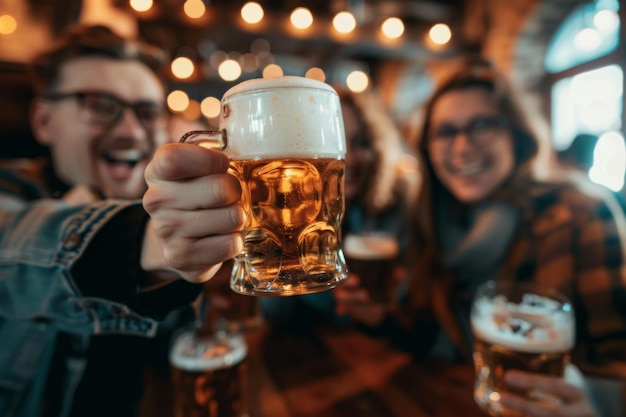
[170,331,247,371]
[343,233,399,261]
[472,292,574,353]
[222,76,349,296]
[220,76,346,160]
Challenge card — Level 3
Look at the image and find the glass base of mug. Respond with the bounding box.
[230,258,348,296]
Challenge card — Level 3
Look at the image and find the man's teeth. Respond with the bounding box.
[103,149,142,164]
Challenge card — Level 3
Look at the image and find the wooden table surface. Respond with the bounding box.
[141,323,488,417]
[243,324,487,417]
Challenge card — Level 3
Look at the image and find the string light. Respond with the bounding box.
[333,11,356,34]
[429,23,451,45]
[241,2,264,24]
[167,90,190,112]
[290,7,313,30]
[218,59,242,81]
[346,70,369,93]
[263,64,283,78]
[183,0,206,19]
[381,17,404,39]
[171,57,195,79]
[201,97,221,118]
[0,15,17,35]
[129,0,153,13]
[305,67,326,82]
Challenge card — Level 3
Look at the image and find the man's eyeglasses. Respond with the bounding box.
[43,90,168,130]
[428,116,508,147]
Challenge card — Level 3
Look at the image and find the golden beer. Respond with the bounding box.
[471,282,574,416]
[180,76,348,295]
[170,330,247,417]
[230,157,346,295]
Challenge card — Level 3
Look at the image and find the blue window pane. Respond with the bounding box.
[545,0,619,73]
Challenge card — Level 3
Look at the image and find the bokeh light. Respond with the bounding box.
[263,64,284,78]
[171,57,195,79]
[167,90,190,112]
[346,71,369,93]
[241,2,264,24]
[218,59,242,81]
[290,7,313,30]
[0,15,18,35]
[333,12,356,34]
[305,67,326,82]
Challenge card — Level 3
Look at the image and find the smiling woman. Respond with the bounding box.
[333,60,626,417]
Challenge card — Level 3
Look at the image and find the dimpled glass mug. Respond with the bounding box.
[181,76,348,296]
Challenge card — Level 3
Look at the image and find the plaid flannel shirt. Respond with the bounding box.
[498,181,626,374]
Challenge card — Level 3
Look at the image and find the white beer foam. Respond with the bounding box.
[343,233,399,260]
[220,76,346,159]
[471,296,574,353]
[170,332,247,372]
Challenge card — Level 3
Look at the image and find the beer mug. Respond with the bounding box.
[169,328,248,417]
[471,281,575,416]
[342,232,400,305]
[181,76,348,296]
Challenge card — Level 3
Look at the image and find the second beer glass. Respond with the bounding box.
[471,281,575,416]
[181,76,348,296]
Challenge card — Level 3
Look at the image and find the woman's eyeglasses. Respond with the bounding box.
[429,116,508,147]
[43,90,168,131]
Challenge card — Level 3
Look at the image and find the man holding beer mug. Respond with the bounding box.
[0,25,243,417]
[334,61,626,417]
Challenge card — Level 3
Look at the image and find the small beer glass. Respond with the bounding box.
[169,328,248,417]
[342,232,400,306]
[181,76,348,296]
[471,281,575,416]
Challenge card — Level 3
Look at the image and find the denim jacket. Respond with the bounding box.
[0,158,202,417]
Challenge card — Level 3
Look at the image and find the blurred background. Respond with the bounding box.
[0,0,624,194]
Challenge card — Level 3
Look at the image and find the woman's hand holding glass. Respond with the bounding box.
[499,365,597,417]
[333,265,408,327]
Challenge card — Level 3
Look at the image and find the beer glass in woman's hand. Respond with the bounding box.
[181,76,348,296]
[471,281,575,416]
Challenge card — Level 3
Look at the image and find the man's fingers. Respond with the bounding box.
[143,174,242,212]
[146,143,230,182]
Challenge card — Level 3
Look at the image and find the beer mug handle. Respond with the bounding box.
[179,130,228,151]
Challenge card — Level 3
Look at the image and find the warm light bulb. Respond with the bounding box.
[218,59,242,81]
[263,64,284,78]
[429,23,451,45]
[241,2,264,24]
[290,7,313,30]
[381,17,404,39]
[0,15,17,35]
[201,97,221,118]
[171,57,195,79]
[333,12,356,34]
[305,67,326,82]
[167,90,190,112]
[183,0,205,19]
[346,71,369,93]
[129,0,153,13]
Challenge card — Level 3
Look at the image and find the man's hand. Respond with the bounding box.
[142,143,244,284]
